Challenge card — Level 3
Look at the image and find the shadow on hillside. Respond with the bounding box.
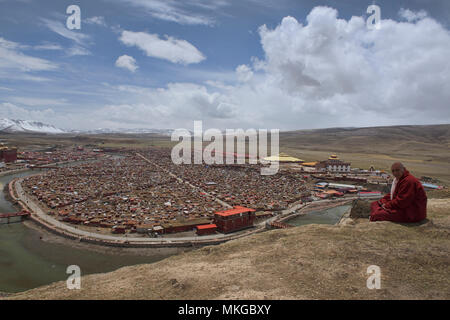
[396,218,431,227]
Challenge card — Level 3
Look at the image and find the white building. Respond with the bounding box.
[316,155,351,173]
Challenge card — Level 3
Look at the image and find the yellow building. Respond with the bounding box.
[263,152,304,163]
[329,154,339,160]
[302,162,318,167]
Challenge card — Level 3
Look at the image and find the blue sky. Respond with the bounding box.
[1,0,450,130]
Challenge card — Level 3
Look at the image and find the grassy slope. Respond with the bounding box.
[7,197,450,300]
[280,124,450,184]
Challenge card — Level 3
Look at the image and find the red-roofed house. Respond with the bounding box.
[214,206,256,233]
[196,224,217,236]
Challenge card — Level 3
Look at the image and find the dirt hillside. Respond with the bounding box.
[6,198,450,300]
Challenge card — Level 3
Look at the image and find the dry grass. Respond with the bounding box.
[7,198,450,300]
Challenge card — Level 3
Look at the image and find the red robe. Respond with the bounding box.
[370,170,427,223]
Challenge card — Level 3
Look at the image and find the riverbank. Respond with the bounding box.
[0,167,30,178]
[0,222,180,293]
[280,199,353,225]
[21,220,186,257]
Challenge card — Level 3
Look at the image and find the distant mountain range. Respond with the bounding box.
[0,118,66,134]
[80,128,173,135]
[1,118,449,140]
[0,118,173,135]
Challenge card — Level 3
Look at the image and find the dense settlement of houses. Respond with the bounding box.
[13,146,398,236]
[0,144,105,173]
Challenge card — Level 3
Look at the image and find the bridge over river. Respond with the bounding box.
[0,211,30,224]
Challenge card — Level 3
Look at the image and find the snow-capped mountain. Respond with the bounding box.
[82,128,174,135]
[0,118,174,135]
[0,118,66,134]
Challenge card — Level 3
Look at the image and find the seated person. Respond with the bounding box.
[370,162,427,223]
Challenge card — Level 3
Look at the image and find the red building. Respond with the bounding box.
[196,224,217,236]
[161,219,211,234]
[112,226,126,234]
[0,147,17,163]
[214,206,256,234]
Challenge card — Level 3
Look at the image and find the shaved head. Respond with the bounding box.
[391,162,405,179]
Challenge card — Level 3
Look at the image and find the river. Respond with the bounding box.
[0,167,177,294]
[287,204,351,226]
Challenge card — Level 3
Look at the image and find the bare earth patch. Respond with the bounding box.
[6,199,450,300]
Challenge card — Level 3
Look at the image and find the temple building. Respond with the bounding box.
[316,154,351,173]
[0,146,17,163]
[214,206,256,233]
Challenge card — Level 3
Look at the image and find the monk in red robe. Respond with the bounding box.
[370,162,427,223]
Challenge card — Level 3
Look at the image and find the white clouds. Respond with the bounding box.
[231,6,450,128]
[7,97,68,107]
[114,0,226,25]
[40,18,92,57]
[119,30,205,64]
[4,6,449,131]
[67,46,91,56]
[85,16,107,27]
[257,11,369,98]
[0,102,56,121]
[6,74,52,82]
[0,38,27,50]
[41,18,90,45]
[399,8,428,22]
[236,64,253,82]
[33,42,63,50]
[0,37,57,72]
[115,55,138,72]
[90,82,238,129]
[76,6,450,130]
